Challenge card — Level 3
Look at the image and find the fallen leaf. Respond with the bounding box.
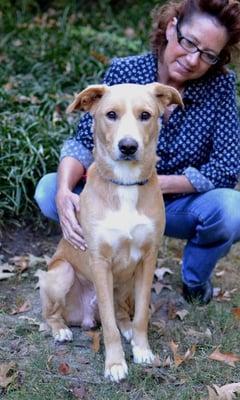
[169,341,196,367]
[0,263,15,280]
[10,300,31,315]
[3,82,14,91]
[186,328,212,339]
[71,384,87,399]
[232,307,240,320]
[207,382,240,400]
[215,270,226,278]
[209,348,240,367]
[214,288,237,302]
[155,267,173,281]
[0,362,17,388]
[90,50,109,65]
[9,254,47,273]
[86,330,101,353]
[162,355,172,367]
[175,309,189,321]
[152,282,172,294]
[53,105,63,124]
[152,320,166,335]
[9,255,29,272]
[58,362,71,375]
[47,355,54,371]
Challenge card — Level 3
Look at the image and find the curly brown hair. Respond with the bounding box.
[150,0,240,72]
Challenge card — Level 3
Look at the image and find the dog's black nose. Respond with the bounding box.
[118,138,138,155]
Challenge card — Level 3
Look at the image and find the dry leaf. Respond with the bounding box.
[186,328,212,339]
[175,309,189,321]
[162,355,172,367]
[90,50,109,65]
[3,82,14,91]
[53,105,63,124]
[152,320,166,335]
[9,255,29,272]
[0,362,17,388]
[209,348,240,367]
[152,282,172,294]
[155,267,173,281]
[0,263,15,280]
[207,382,240,400]
[58,362,71,375]
[10,300,31,315]
[86,330,101,353]
[47,355,54,371]
[215,270,226,278]
[71,384,87,399]
[232,308,240,320]
[214,289,237,302]
[169,341,196,367]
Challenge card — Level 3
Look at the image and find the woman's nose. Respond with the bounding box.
[186,52,201,66]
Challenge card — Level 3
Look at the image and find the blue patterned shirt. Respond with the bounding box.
[61,53,240,192]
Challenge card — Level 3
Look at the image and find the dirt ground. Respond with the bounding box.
[0,220,240,398]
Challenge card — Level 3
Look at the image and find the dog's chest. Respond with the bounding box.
[95,187,154,265]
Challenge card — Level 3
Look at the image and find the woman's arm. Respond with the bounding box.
[158,174,196,194]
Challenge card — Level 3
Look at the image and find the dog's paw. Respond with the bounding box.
[131,341,155,364]
[53,328,73,342]
[104,360,128,382]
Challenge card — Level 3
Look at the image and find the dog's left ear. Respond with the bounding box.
[66,84,109,114]
[148,82,184,109]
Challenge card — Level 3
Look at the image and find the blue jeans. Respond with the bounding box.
[34,173,240,288]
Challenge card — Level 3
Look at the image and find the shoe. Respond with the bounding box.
[182,280,213,305]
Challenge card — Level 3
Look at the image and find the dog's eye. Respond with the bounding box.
[106,111,117,120]
[140,111,151,121]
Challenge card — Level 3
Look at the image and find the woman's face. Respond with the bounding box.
[162,13,228,86]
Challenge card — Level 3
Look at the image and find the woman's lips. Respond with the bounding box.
[176,60,192,74]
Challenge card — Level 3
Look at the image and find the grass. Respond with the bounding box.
[0,239,240,399]
[1,1,240,399]
[0,0,161,222]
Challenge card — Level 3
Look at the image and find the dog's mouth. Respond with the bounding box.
[118,154,138,161]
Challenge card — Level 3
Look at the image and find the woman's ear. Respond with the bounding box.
[166,17,178,41]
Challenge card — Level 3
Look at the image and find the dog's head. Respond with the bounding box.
[67,83,183,167]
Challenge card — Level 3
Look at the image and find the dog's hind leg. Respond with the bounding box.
[37,260,75,342]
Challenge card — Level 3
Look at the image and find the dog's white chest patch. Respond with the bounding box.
[95,187,154,264]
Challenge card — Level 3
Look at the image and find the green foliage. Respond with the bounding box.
[0,0,161,220]
[0,0,239,221]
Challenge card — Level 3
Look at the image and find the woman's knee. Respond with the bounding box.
[34,173,59,221]
[203,189,240,241]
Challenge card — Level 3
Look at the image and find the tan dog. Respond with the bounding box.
[37,83,183,382]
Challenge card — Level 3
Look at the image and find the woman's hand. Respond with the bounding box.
[55,188,87,251]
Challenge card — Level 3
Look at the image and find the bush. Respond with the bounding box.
[0,0,161,220]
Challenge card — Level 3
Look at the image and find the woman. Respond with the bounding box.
[35,0,240,304]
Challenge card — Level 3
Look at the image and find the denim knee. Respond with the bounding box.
[204,189,240,242]
[34,173,59,221]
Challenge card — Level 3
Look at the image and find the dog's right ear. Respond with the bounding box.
[66,85,109,114]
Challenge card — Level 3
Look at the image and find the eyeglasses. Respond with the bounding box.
[176,22,220,65]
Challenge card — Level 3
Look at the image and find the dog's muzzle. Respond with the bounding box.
[118,138,138,161]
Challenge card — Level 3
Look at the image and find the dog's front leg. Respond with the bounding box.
[131,249,158,365]
[90,257,128,382]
